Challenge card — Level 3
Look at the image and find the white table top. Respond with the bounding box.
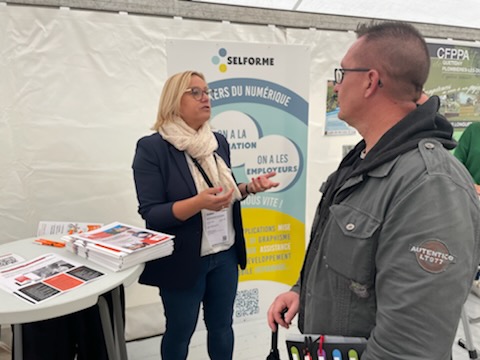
[0,236,144,325]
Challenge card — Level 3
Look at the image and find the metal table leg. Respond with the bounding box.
[12,324,22,360]
[98,295,119,360]
[112,286,128,360]
[458,306,478,359]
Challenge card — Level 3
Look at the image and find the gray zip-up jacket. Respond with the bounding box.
[294,97,480,359]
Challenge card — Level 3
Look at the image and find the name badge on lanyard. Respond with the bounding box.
[203,209,229,246]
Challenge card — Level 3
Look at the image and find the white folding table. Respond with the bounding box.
[0,237,144,360]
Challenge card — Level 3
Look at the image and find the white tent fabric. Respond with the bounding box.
[195,0,480,30]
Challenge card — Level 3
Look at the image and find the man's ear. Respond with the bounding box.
[365,70,381,97]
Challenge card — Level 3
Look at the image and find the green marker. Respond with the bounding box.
[290,345,300,360]
[348,349,359,360]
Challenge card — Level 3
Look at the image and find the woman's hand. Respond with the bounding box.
[197,187,234,211]
[247,171,280,194]
[173,187,234,221]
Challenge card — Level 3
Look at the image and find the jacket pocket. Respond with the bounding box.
[325,204,380,286]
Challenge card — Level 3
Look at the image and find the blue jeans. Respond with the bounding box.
[159,246,238,360]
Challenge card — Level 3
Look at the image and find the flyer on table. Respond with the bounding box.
[0,253,104,304]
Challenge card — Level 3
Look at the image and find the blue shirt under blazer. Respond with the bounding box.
[132,132,247,290]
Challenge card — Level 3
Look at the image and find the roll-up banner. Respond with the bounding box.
[167,39,310,322]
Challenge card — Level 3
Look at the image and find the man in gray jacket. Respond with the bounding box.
[268,21,480,359]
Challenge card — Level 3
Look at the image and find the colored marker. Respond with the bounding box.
[332,349,342,360]
[317,348,326,360]
[348,349,359,360]
[290,346,300,360]
[317,335,325,359]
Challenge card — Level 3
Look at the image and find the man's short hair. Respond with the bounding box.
[355,21,430,100]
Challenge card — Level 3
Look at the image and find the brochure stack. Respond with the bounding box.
[63,222,174,272]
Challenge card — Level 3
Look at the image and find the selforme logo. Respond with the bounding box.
[211,48,275,73]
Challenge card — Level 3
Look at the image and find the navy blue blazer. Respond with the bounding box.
[132,132,247,289]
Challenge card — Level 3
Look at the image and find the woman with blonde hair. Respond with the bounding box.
[132,70,278,359]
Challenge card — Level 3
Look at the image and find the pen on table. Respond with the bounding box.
[34,239,66,248]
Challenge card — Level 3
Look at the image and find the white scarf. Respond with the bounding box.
[159,117,242,203]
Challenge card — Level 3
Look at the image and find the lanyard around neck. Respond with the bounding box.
[190,155,216,188]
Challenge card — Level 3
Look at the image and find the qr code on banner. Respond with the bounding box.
[235,288,259,318]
